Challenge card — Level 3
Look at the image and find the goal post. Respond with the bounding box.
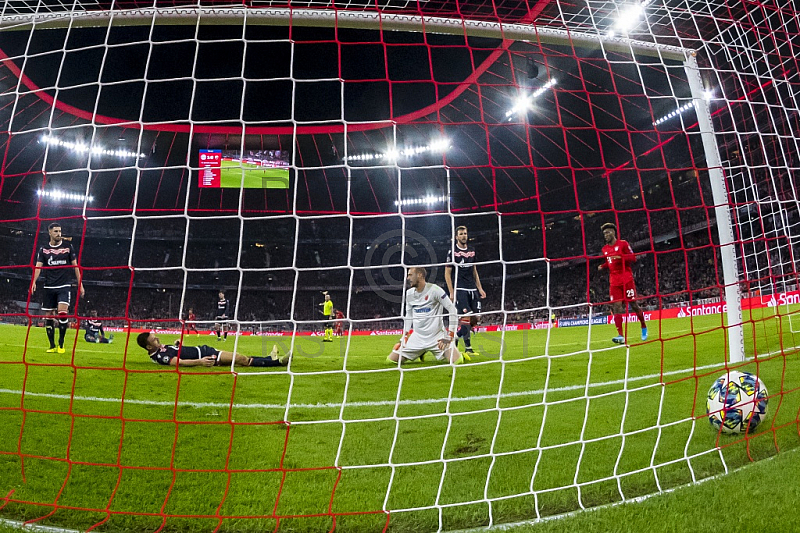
[683,52,745,363]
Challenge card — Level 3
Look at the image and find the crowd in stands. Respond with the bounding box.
[1,209,798,331]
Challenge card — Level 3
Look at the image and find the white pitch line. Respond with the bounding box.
[0,361,725,411]
[2,342,117,354]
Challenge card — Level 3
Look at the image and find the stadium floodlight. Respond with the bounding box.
[384,148,400,162]
[607,0,651,37]
[37,189,93,203]
[506,78,557,120]
[394,195,448,207]
[40,134,146,159]
[344,138,450,164]
[653,101,696,126]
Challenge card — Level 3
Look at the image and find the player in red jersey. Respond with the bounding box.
[186,308,199,336]
[597,223,648,344]
[333,309,345,336]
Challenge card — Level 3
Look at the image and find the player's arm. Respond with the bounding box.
[597,252,609,271]
[31,260,43,292]
[71,259,85,297]
[621,242,637,266]
[437,290,459,349]
[472,266,486,299]
[401,297,413,344]
[444,265,454,299]
[172,357,215,367]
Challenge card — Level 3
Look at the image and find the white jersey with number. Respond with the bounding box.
[404,282,458,339]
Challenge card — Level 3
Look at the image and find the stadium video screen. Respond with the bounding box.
[198,149,290,189]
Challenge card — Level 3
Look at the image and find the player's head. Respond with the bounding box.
[188,308,193,313]
[601,223,617,244]
[324,294,331,301]
[47,222,62,243]
[90,310,98,317]
[137,331,160,353]
[218,291,225,299]
[407,267,427,288]
[455,226,468,245]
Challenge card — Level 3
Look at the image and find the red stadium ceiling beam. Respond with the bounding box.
[0,2,556,135]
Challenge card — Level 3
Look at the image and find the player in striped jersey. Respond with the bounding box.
[31,222,85,354]
[445,226,486,358]
[214,291,230,341]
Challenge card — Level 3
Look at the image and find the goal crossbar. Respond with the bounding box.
[0,6,691,61]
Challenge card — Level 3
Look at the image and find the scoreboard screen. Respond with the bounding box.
[198,149,290,189]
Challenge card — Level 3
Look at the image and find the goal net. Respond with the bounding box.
[0,0,798,531]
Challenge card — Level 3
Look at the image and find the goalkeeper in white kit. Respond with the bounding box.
[387,267,465,365]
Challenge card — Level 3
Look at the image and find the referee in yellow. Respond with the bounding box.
[319,292,335,342]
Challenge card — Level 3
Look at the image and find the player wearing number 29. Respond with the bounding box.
[598,223,648,344]
[387,267,464,365]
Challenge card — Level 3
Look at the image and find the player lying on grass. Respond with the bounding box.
[84,311,114,344]
[137,332,291,368]
[387,267,464,365]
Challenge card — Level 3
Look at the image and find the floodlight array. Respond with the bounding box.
[36,189,93,202]
[393,195,448,206]
[344,138,450,163]
[40,135,146,159]
[505,78,557,120]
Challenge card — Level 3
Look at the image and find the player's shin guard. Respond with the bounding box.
[57,311,69,347]
[462,327,472,350]
[45,319,56,348]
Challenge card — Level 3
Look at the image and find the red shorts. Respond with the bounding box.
[609,279,637,302]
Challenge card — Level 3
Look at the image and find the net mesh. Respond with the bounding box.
[0,0,799,531]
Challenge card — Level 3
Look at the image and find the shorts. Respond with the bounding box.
[42,287,71,311]
[609,280,637,302]
[84,333,98,343]
[215,316,228,323]
[455,289,481,315]
[398,331,452,362]
[181,345,221,365]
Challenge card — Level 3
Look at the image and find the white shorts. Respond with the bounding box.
[398,331,451,362]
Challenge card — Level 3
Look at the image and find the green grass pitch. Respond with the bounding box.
[0,307,799,532]
[219,160,289,189]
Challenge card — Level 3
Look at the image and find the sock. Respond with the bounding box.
[614,314,624,336]
[45,319,56,348]
[217,329,221,339]
[224,331,228,340]
[57,312,69,348]
[249,356,282,367]
[636,308,647,328]
[463,327,472,350]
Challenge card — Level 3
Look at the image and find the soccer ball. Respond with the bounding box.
[706,371,768,434]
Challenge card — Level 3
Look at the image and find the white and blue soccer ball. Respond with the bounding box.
[706,371,768,434]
